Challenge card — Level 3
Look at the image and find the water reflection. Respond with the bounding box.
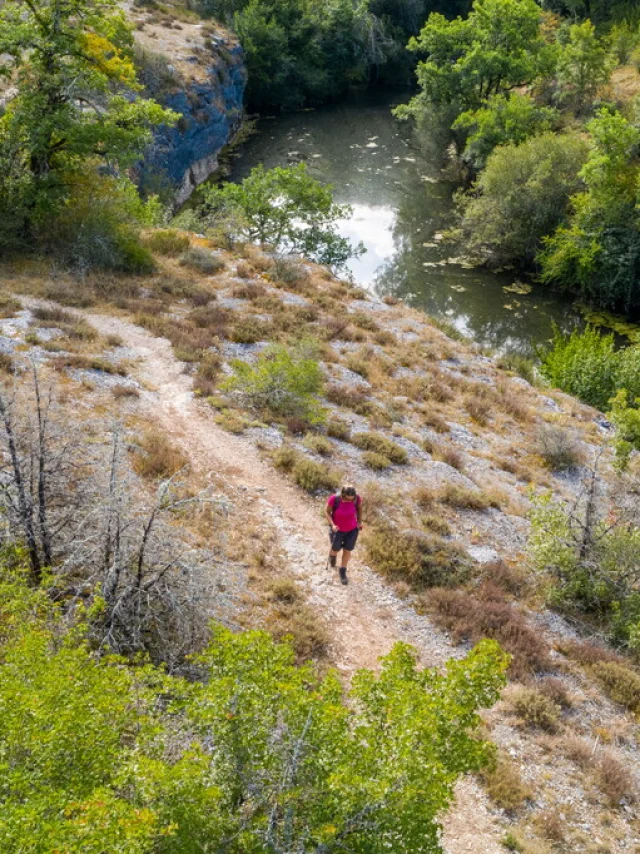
[227,88,582,354]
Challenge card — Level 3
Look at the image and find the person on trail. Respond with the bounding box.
[325,484,362,586]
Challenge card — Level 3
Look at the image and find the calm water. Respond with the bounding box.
[228,88,582,354]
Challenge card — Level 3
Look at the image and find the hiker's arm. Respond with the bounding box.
[357,500,363,528]
[326,503,337,530]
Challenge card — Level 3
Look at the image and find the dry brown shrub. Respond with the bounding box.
[508,686,561,732]
[595,752,636,805]
[538,676,573,709]
[0,353,14,373]
[420,408,449,433]
[465,394,491,426]
[231,281,266,300]
[432,444,464,471]
[427,584,551,680]
[479,753,533,812]
[559,640,625,667]
[534,810,566,843]
[561,735,593,769]
[326,417,351,441]
[235,261,254,279]
[325,383,372,414]
[133,429,189,480]
[414,486,436,509]
[265,598,330,663]
[189,303,230,332]
[50,354,126,376]
[483,560,529,597]
[193,352,221,398]
[111,385,140,399]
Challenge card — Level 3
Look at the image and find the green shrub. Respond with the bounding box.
[539,326,621,410]
[508,686,561,732]
[590,661,640,713]
[366,526,471,591]
[273,445,299,471]
[143,228,190,256]
[497,351,536,385]
[304,435,333,456]
[351,432,408,465]
[224,341,325,424]
[292,458,339,493]
[438,483,491,511]
[326,417,351,441]
[179,247,225,274]
[230,317,270,344]
[363,451,392,471]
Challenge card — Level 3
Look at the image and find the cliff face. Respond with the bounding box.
[129,5,247,206]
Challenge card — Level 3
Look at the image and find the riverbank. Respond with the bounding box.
[1,238,638,852]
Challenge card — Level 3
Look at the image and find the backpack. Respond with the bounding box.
[331,492,360,518]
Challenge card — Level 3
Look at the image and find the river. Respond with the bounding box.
[228,88,583,355]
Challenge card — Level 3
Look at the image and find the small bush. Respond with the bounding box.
[562,735,593,769]
[235,261,254,280]
[366,526,471,590]
[327,417,350,441]
[537,424,582,471]
[0,292,21,318]
[590,661,640,713]
[414,486,436,509]
[498,352,536,384]
[273,445,299,472]
[479,754,532,812]
[595,752,636,805]
[0,353,14,373]
[133,429,189,479]
[438,483,490,511]
[422,514,451,536]
[272,256,309,288]
[508,686,561,732]
[267,600,330,662]
[432,445,464,471]
[421,410,449,433]
[363,451,392,471]
[326,383,372,415]
[111,385,140,399]
[292,458,339,493]
[179,247,225,274]
[224,342,325,424]
[193,352,221,397]
[350,312,379,332]
[537,677,572,710]
[143,229,190,256]
[534,810,565,844]
[230,317,270,344]
[344,354,369,379]
[351,432,408,465]
[465,394,491,425]
[304,435,333,456]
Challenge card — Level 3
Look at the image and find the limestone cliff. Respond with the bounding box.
[129,3,247,205]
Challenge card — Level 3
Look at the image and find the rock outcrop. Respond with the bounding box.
[129,4,247,206]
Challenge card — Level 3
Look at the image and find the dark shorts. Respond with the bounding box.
[330,527,359,552]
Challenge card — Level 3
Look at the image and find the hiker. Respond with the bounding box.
[326,484,362,586]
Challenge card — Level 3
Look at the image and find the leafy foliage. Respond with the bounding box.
[400,0,546,118]
[0,0,174,260]
[224,340,326,423]
[454,93,559,172]
[455,132,588,268]
[539,109,640,311]
[554,20,612,112]
[529,487,640,653]
[198,164,361,267]
[0,564,509,853]
[540,325,640,411]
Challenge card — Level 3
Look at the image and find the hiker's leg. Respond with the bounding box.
[341,549,352,568]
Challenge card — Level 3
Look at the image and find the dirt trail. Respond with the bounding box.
[59,305,505,853]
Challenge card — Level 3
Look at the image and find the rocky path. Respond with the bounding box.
[41,302,507,853]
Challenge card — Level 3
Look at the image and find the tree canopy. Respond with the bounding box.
[0,0,174,255]
[0,561,509,853]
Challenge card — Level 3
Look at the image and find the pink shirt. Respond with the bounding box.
[327,494,360,532]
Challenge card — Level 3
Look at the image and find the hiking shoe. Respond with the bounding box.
[339,566,348,585]
[329,554,337,568]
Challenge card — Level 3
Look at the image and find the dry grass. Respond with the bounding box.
[133,429,189,479]
[325,383,372,415]
[326,417,351,441]
[263,576,330,663]
[438,483,492,511]
[537,424,583,471]
[432,444,464,470]
[427,584,551,680]
[304,434,333,457]
[51,354,127,375]
[351,432,408,465]
[561,734,594,769]
[111,384,140,399]
[0,292,21,318]
[537,676,573,710]
[590,661,640,714]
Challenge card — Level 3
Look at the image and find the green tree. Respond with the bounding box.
[539,109,640,311]
[454,93,559,171]
[199,163,361,266]
[555,21,612,113]
[0,562,509,853]
[0,0,174,251]
[400,0,546,119]
[454,131,588,267]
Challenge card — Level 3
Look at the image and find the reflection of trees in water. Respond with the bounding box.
[373,147,582,354]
